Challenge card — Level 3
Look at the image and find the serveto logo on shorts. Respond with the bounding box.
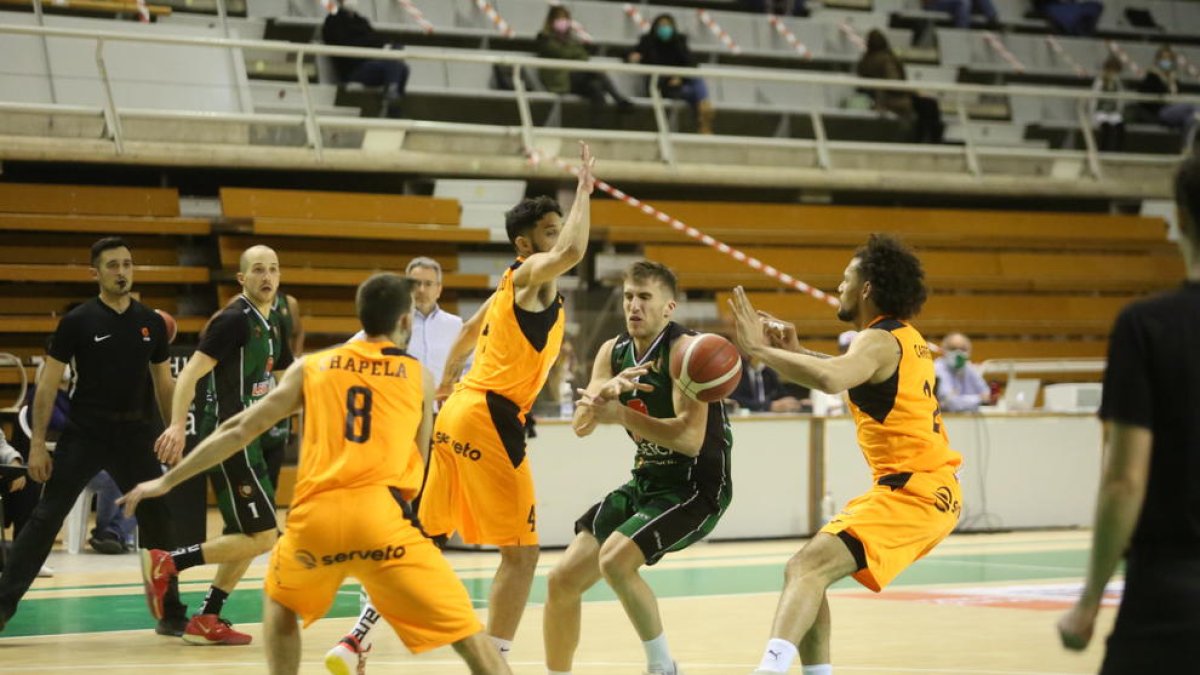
[321,545,407,566]
[435,430,481,461]
[295,549,318,569]
[933,487,961,516]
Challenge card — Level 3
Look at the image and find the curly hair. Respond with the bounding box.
[855,233,927,320]
[505,196,563,245]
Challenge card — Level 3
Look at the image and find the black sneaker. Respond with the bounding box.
[89,533,125,555]
[156,614,188,637]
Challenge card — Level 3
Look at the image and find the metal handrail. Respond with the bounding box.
[1,21,1194,174]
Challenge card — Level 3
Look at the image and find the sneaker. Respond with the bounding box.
[139,549,177,620]
[325,635,370,675]
[89,534,125,555]
[182,613,252,646]
[156,614,189,637]
[644,663,683,675]
[36,564,54,578]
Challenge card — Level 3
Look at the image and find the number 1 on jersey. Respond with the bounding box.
[344,386,373,443]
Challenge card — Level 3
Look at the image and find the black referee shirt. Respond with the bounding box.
[1099,280,1200,558]
[47,297,169,419]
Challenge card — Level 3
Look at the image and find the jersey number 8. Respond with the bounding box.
[345,386,373,443]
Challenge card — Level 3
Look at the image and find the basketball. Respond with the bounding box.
[155,309,178,344]
[670,333,743,403]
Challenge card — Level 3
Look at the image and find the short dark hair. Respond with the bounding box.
[90,236,131,266]
[855,234,928,320]
[504,196,562,245]
[356,273,413,336]
[1176,155,1199,247]
[624,259,678,298]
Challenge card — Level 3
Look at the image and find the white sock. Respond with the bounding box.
[757,638,798,673]
[548,671,571,675]
[802,665,833,675]
[491,636,513,660]
[642,633,674,673]
[346,602,382,653]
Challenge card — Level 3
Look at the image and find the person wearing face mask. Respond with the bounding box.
[1137,45,1199,147]
[627,14,716,134]
[536,6,633,127]
[322,0,409,118]
[934,332,993,413]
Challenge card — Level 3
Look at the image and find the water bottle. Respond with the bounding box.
[559,379,574,418]
[820,491,837,523]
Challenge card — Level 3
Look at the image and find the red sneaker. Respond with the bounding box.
[182,613,253,646]
[139,549,176,620]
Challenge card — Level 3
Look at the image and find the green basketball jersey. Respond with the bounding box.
[610,321,733,503]
[267,292,295,439]
[195,295,291,436]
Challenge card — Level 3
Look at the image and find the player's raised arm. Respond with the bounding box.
[730,287,896,394]
[512,142,596,289]
[120,358,306,515]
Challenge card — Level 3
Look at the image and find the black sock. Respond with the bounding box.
[169,544,205,572]
[200,586,229,617]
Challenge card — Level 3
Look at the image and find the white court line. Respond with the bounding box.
[921,559,1082,573]
[0,660,1091,674]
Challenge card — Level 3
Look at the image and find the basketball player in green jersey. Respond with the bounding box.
[544,260,734,675]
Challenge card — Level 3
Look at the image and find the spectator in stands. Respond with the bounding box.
[935,332,994,412]
[87,471,136,554]
[729,356,810,413]
[1137,45,1199,148]
[923,0,999,29]
[0,428,30,536]
[322,0,409,118]
[740,0,808,17]
[536,6,633,127]
[627,14,716,135]
[1090,55,1125,152]
[856,30,944,144]
[1033,0,1103,37]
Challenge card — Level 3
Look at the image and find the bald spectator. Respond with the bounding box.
[934,332,994,412]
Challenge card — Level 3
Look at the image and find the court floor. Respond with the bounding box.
[0,528,1112,674]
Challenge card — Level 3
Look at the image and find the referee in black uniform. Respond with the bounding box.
[0,237,188,634]
[1058,156,1200,671]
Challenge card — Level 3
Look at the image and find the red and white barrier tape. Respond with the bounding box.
[528,148,839,307]
[321,0,336,15]
[838,21,866,52]
[1105,40,1143,77]
[397,0,435,34]
[982,32,1024,73]
[1043,36,1088,77]
[473,0,515,38]
[135,0,149,22]
[697,9,741,55]
[767,14,812,59]
[623,3,650,32]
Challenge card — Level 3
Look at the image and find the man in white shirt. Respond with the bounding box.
[934,332,993,412]
[329,255,467,675]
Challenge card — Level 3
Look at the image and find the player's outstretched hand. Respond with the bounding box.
[597,365,652,401]
[758,310,800,352]
[729,286,766,355]
[117,477,168,518]
[1057,601,1098,651]
[572,399,598,437]
[575,389,623,425]
[155,425,185,465]
[577,141,596,195]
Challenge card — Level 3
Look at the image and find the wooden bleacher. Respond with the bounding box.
[215,188,490,347]
[0,0,170,19]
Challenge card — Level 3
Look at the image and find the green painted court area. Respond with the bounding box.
[0,546,1092,638]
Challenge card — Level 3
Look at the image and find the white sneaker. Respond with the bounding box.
[644,663,683,675]
[36,564,53,578]
[324,635,368,675]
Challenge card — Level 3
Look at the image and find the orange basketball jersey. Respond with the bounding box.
[460,258,565,413]
[847,317,962,479]
[294,340,426,507]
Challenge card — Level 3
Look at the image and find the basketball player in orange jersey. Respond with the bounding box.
[118,273,510,675]
[418,141,596,659]
[728,234,963,675]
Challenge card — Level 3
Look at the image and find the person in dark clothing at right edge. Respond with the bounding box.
[1058,155,1200,672]
[322,0,409,118]
[627,14,715,134]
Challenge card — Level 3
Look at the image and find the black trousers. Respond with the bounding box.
[1101,554,1200,673]
[0,415,185,621]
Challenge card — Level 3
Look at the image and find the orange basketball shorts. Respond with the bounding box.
[417,387,539,547]
[819,466,962,592]
[265,485,481,654]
